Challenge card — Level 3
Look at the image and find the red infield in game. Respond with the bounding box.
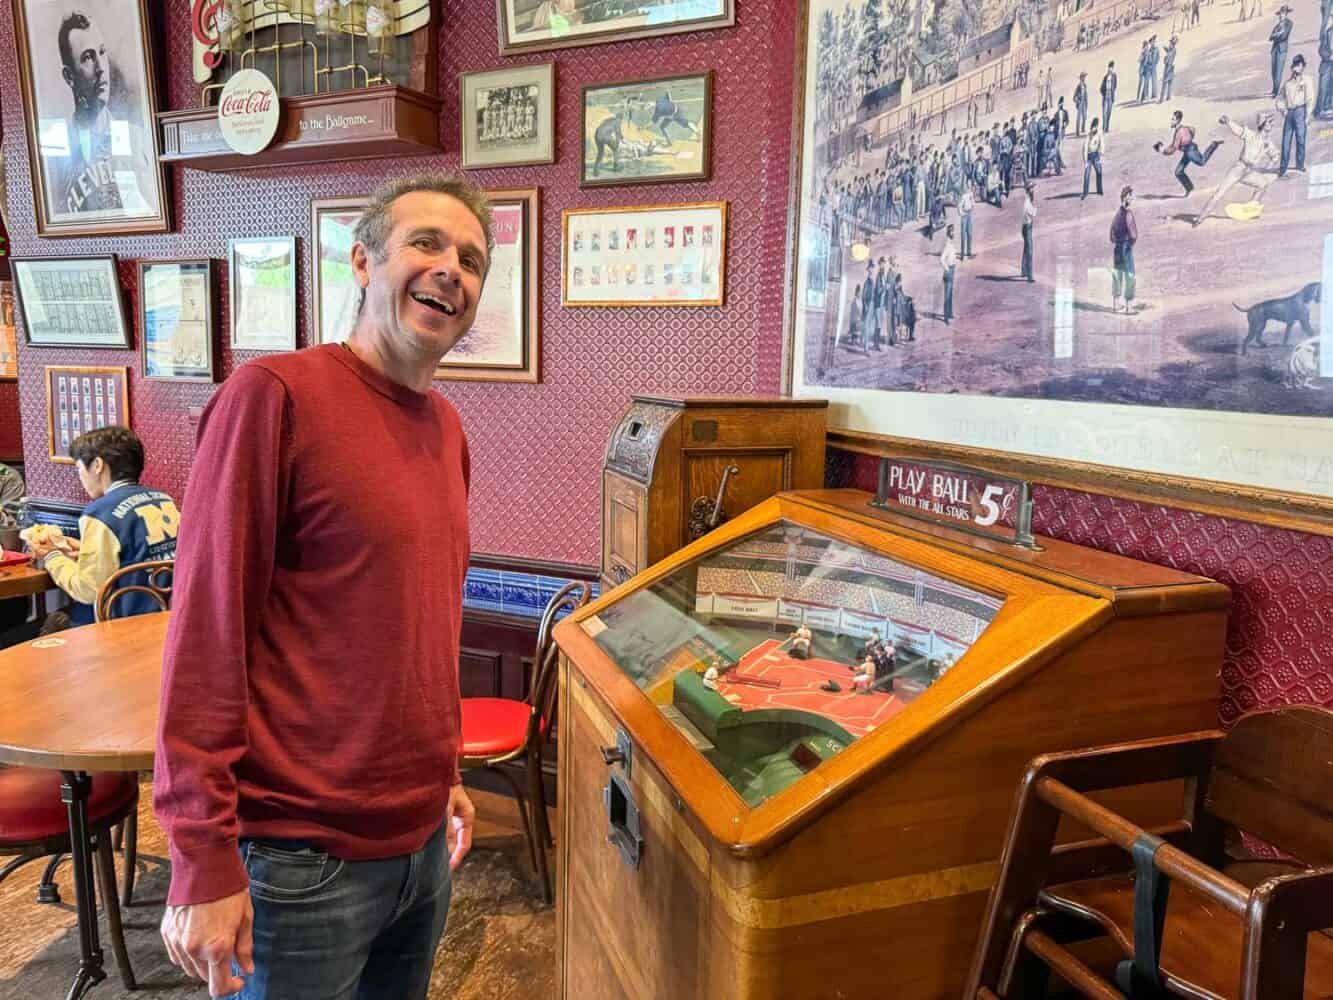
[713,639,910,738]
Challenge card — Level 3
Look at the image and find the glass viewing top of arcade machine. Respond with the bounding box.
[580,519,1004,808]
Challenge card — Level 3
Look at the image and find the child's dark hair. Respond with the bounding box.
[68,426,144,483]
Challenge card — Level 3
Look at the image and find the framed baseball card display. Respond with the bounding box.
[12,0,171,237]
[562,202,726,307]
[139,259,217,382]
[229,237,297,352]
[0,283,17,380]
[12,255,131,349]
[45,364,129,463]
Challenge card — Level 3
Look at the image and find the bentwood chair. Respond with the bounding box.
[0,768,139,989]
[459,581,592,903]
[95,558,175,623]
[967,705,1333,1000]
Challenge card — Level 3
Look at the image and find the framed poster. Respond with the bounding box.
[229,237,297,352]
[11,255,131,348]
[311,197,370,346]
[783,1,1333,532]
[562,202,726,307]
[45,364,129,463]
[460,63,556,169]
[138,259,217,382]
[437,187,541,383]
[497,0,734,54]
[11,0,171,238]
[0,283,16,381]
[580,71,713,188]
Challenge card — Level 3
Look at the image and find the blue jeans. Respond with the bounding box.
[1083,152,1103,196]
[960,213,973,256]
[231,821,452,999]
[1021,222,1034,280]
[943,266,956,320]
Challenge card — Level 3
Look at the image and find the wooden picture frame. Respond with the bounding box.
[229,237,297,352]
[562,202,726,308]
[580,71,713,188]
[138,259,217,382]
[311,197,370,347]
[45,365,129,463]
[437,187,542,383]
[496,0,734,55]
[460,63,556,169]
[11,255,131,349]
[781,0,1333,536]
[0,282,16,381]
[11,0,171,238]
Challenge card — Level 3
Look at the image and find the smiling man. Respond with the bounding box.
[154,173,493,999]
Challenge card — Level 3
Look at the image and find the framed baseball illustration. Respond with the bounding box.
[45,364,129,463]
[437,187,542,383]
[11,255,131,349]
[311,197,370,346]
[138,259,217,382]
[460,63,556,169]
[229,237,297,352]
[0,283,17,380]
[562,202,726,307]
[783,0,1333,532]
[580,72,713,188]
[11,0,171,238]
[497,0,734,54]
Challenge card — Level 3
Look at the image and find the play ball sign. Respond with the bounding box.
[218,69,280,155]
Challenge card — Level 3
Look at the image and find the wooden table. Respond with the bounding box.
[0,613,167,998]
[0,560,51,601]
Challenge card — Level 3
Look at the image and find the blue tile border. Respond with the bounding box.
[463,565,599,620]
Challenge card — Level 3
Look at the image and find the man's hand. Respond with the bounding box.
[1219,114,1230,125]
[446,784,476,871]
[160,889,254,997]
[1153,141,1164,153]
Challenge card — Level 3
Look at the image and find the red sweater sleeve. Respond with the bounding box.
[154,365,290,906]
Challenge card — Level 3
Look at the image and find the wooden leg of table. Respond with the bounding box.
[95,830,136,990]
[60,771,107,1000]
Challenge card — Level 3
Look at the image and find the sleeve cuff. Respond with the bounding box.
[166,839,250,907]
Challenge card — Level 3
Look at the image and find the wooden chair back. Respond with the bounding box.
[94,559,175,623]
[1204,705,1333,866]
[530,582,592,735]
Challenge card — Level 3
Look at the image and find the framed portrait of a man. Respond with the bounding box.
[12,0,171,238]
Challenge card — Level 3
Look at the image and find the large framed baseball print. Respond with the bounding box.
[783,0,1333,533]
[11,0,171,238]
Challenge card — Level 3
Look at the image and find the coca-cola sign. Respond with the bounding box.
[217,69,280,156]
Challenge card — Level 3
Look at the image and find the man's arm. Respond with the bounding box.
[154,363,289,903]
[41,515,121,606]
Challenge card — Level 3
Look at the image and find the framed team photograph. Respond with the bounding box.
[460,63,556,169]
[11,0,171,238]
[229,237,297,352]
[562,201,726,308]
[11,255,131,349]
[138,259,217,382]
[581,71,713,188]
[497,0,734,55]
[45,364,129,463]
[0,283,17,381]
[437,187,541,383]
[311,197,370,346]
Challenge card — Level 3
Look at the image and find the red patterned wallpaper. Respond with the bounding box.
[1,0,799,559]
[2,2,1328,724]
[830,452,1333,723]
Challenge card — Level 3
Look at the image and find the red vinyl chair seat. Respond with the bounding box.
[0,768,137,844]
[460,698,544,758]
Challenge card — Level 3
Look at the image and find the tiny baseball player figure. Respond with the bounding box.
[853,657,875,694]
[702,661,720,691]
[790,624,813,660]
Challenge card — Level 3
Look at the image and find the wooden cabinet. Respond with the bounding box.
[554,489,1230,1000]
[600,396,827,593]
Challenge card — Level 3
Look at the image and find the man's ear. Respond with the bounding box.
[62,66,73,89]
[350,241,372,292]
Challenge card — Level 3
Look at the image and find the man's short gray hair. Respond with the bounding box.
[353,171,495,264]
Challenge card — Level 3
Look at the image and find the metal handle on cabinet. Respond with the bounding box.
[600,728,632,777]
[600,746,625,766]
[604,772,643,870]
